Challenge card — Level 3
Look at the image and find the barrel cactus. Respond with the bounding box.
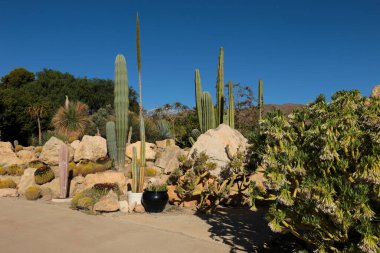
[34,165,55,185]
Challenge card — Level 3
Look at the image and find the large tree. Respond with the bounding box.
[1,68,35,88]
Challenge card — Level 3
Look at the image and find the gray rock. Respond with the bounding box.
[155,146,185,174]
[0,188,18,197]
[74,135,107,162]
[189,124,249,177]
[93,190,119,212]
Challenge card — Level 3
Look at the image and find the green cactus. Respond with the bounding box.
[195,69,203,131]
[106,121,117,163]
[258,79,263,123]
[201,92,216,132]
[114,54,129,171]
[228,81,235,128]
[140,118,146,167]
[131,147,145,193]
[215,47,224,126]
[34,165,55,185]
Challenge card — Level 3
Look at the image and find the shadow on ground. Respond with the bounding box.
[195,205,310,253]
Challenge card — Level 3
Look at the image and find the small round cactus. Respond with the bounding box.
[25,186,41,200]
[34,165,55,185]
[0,178,17,189]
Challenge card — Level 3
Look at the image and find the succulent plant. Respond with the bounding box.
[131,146,144,193]
[252,90,380,252]
[25,186,41,200]
[34,165,55,185]
[0,178,17,189]
[6,164,24,176]
[0,166,6,175]
[114,54,129,171]
[76,197,95,210]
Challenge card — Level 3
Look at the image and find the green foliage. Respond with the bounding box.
[85,105,114,136]
[6,164,24,176]
[1,68,34,88]
[0,178,17,189]
[74,159,112,176]
[25,186,42,200]
[252,90,380,252]
[215,47,224,126]
[156,119,172,139]
[145,183,167,192]
[34,165,55,185]
[169,150,250,212]
[258,79,263,124]
[0,68,138,145]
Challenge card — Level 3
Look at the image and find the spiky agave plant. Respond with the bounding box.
[251,90,380,253]
[52,100,90,140]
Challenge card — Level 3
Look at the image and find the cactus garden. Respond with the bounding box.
[0,2,379,253]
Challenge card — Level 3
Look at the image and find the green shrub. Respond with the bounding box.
[34,166,55,185]
[0,166,6,175]
[6,165,24,176]
[76,197,94,210]
[25,186,41,200]
[252,91,380,252]
[0,178,17,189]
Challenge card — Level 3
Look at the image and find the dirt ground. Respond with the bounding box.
[0,198,277,253]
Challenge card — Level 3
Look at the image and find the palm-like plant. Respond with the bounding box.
[27,104,47,145]
[52,99,90,141]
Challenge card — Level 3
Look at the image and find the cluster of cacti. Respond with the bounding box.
[59,143,69,198]
[15,145,23,152]
[69,159,112,177]
[6,164,24,176]
[25,186,42,200]
[34,146,43,153]
[258,79,263,123]
[92,183,121,196]
[251,90,380,252]
[34,165,55,185]
[131,147,145,193]
[145,167,158,177]
[0,178,17,189]
[168,150,250,212]
[76,197,95,210]
[194,48,235,135]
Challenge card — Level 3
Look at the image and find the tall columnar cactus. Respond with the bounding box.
[114,54,129,171]
[258,79,263,123]
[228,81,235,128]
[215,47,224,126]
[195,69,203,131]
[106,121,117,163]
[136,14,146,168]
[201,92,216,132]
[59,144,69,198]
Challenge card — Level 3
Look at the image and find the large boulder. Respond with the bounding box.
[0,142,23,165]
[93,190,119,212]
[370,85,380,98]
[125,141,156,161]
[40,178,61,199]
[70,140,81,151]
[39,137,74,165]
[155,139,175,149]
[0,188,19,197]
[17,150,37,164]
[189,124,249,176]
[155,146,186,174]
[18,168,37,195]
[74,135,107,162]
[82,171,127,192]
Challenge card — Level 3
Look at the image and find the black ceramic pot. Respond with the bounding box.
[142,190,169,213]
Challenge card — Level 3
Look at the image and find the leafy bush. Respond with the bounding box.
[25,186,42,200]
[0,178,17,189]
[252,91,380,252]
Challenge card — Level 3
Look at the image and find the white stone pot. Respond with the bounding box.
[127,191,143,205]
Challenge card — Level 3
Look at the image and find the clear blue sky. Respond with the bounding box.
[1,0,379,109]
